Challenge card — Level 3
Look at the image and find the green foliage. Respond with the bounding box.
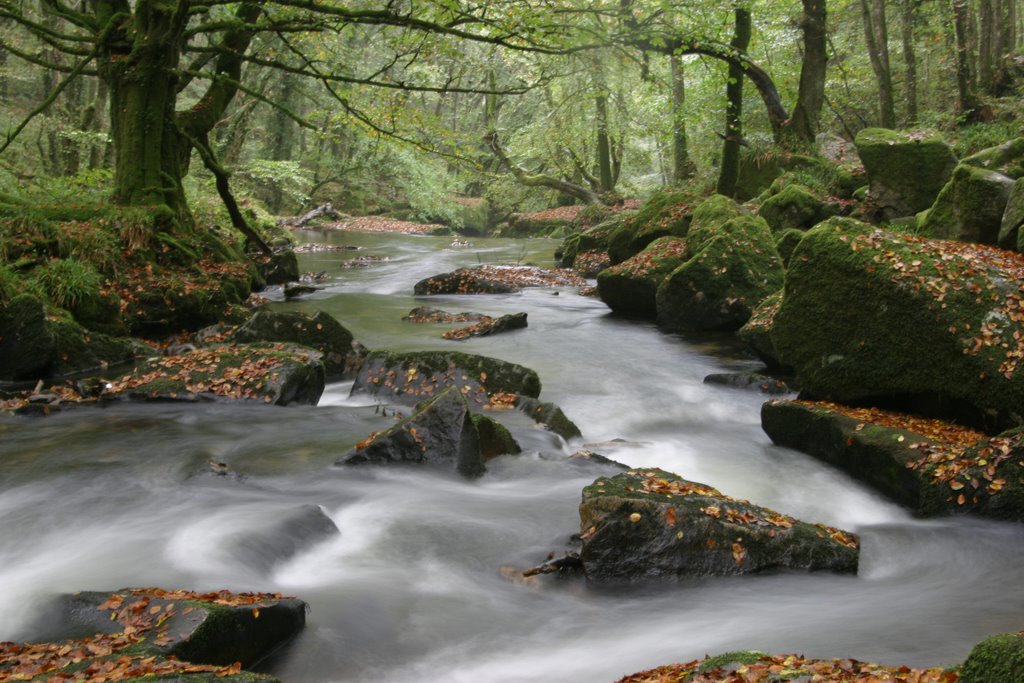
[234,159,311,214]
[0,264,24,304]
[950,119,1024,158]
[31,258,102,311]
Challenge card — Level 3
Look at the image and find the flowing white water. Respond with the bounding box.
[2,230,1023,681]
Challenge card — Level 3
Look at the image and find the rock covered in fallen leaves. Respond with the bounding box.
[227,504,339,574]
[960,631,1024,683]
[402,307,490,324]
[854,128,958,220]
[413,265,585,295]
[616,649,958,683]
[596,237,688,318]
[107,343,325,406]
[557,215,627,268]
[772,218,1024,431]
[515,396,583,441]
[578,468,859,581]
[655,214,784,332]
[571,250,611,278]
[762,399,1024,520]
[737,290,786,368]
[921,162,1016,245]
[442,312,528,341]
[230,310,356,380]
[606,188,699,264]
[350,350,541,407]
[339,387,485,478]
[13,587,306,682]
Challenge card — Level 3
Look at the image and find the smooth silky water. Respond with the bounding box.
[2,229,1023,682]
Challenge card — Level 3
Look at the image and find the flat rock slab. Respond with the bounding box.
[762,399,1024,520]
[579,468,859,581]
[402,307,490,324]
[413,265,585,295]
[443,312,528,340]
[350,350,541,407]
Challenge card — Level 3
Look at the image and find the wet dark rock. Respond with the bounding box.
[0,294,55,380]
[413,265,585,295]
[339,387,485,478]
[472,413,522,459]
[257,250,299,285]
[27,587,306,672]
[228,505,339,573]
[350,350,541,407]
[516,396,582,440]
[402,307,490,324]
[703,372,792,395]
[566,449,629,471]
[231,310,355,381]
[578,468,859,581]
[283,283,318,299]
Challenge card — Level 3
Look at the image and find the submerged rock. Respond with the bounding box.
[703,372,792,394]
[339,387,485,478]
[578,468,859,581]
[402,307,490,324]
[762,399,1024,520]
[231,310,356,380]
[771,219,1024,430]
[350,350,541,407]
[227,505,340,573]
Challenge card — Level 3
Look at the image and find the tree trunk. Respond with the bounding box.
[485,132,602,205]
[716,5,751,198]
[901,0,919,124]
[786,0,828,144]
[860,0,896,128]
[952,0,980,119]
[670,54,692,183]
[978,0,996,92]
[595,93,615,193]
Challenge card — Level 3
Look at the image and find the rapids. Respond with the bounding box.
[2,230,1023,682]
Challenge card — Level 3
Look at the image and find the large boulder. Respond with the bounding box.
[47,313,137,378]
[350,350,541,407]
[596,237,688,318]
[961,137,1024,179]
[960,632,1024,683]
[339,387,485,478]
[921,163,1016,245]
[854,128,958,219]
[24,587,305,677]
[556,215,625,268]
[771,218,1024,430]
[231,310,355,380]
[578,468,859,581]
[737,290,785,368]
[256,249,299,285]
[757,184,825,233]
[606,189,698,264]
[0,294,56,379]
[761,399,1024,518]
[656,215,784,332]
[999,178,1024,251]
[108,343,325,406]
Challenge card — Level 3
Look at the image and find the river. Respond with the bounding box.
[1,229,1023,682]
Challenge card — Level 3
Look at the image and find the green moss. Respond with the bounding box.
[774,228,805,266]
[687,194,745,242]
[758,185,823,233]
[960,632,1024,683]
[597,237,688,317]
[961,137,1024,179]
[472,414,522,459]
[698,651,769,673]
[921,163,1015,244]
[738,289,784,366]
[48,313,136,377]
[854,128,958,216]
[607,189,698,263]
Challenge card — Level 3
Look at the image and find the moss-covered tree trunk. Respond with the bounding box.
[901,0,918,124]
[716,5,751,198]
[670,54,692,183]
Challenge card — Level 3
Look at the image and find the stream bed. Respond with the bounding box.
[2,230,1023,682]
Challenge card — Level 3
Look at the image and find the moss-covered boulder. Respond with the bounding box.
[961,137,1024,179]
[516,396,583,441]
[0,294,56,379]
[922,163,1016,245]
[472,413,522,459]
[578,468,859,581]
[763,400,1024,520]
[737,290,785,368]
[572,250,611,278]
[686,194,746,240]
[108,343,325,406]
[774,228,805,267]
[854,128,958,219]
[596,237,688,318]
[557,215,625,268]
[339,387,485,477]
[960,632,1024,683]
[231,310,355,380]
[656,215,784,332]
[606,189,698,264]
[999,178,1024,251]
[350,350,541,407]
[18,587,305,680]
[256,249,299,285]
[48,312,137,378]
[772,218,1024,430]
[758,184,825,232]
